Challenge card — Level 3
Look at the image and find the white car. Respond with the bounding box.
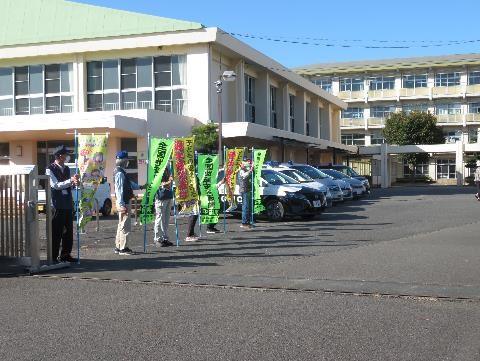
[38,175,112,216]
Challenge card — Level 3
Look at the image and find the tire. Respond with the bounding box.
[101,199,112,216]
[266,200,285,221]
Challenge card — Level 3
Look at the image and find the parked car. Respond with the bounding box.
[38,176,112,216]
[280,162,344,203]
[317,164,370,192]
[318,168,366,198]
[217,168,326,221]
[263,163,333,207]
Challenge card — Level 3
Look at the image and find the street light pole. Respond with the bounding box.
[215,79,223,166]
[214,70,236,167]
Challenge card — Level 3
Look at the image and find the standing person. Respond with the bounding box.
[114,150,144,255]
[185,213,200,242]
[475,160,480,200]
[46,145,80,263]
[154,168,174,247]
[238,158,254,229]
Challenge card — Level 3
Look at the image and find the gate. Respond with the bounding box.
[0,166,38,269]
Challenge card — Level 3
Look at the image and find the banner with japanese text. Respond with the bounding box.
[173,137,198,216]
[253,149,267,214]
[139,138,174,225]
[77,134,108,229]
[198,154,220,224]
[224,148,244,205]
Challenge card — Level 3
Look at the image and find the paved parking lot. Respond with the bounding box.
[2,185,480,360]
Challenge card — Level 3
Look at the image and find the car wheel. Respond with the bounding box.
[266,200,285,221]
[101,199,112,216]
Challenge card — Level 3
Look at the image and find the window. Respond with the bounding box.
[289,94,295,132]
[270,86,277,128]
[87,56,187,114]
[371,133,385,145]
[437,159,455,179]
[370,105,395,118]
[245,75,256,123]
[435,103,462,115]
[402,103,429,113]
[444,131,461,143]
[468,71,480,85]
[368,75,395,90]
[435,72,460,87]
[339,77,363,92]
[342,107,364,119]
[0,142,9,157]
[313,78,332,93]
[0,68,13,116]
[468,129,478,143]
[402,74,427,88]
[404,161,428,177]
[306,102,311,136]
[468,102,480,113]
[341,134,365,145]
[9,63,73,115]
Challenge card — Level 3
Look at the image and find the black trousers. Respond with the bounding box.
[187,215,198,237]
[52,209,73,259]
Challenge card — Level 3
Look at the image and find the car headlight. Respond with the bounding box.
[285,191,307,200]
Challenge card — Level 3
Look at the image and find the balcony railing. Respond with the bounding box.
[340,118,365,128]
[0,108,14,116]
[435,113,464,124]
[368,89,397,99]
[399,87,430,97]
[466,113,480,123]
[155,99,188,115]
[367,117,385,127]
[432,85,463,97]
[466,84,480,96]
[337,90,364,101]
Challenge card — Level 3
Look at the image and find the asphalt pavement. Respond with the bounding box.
[1,185,480,360]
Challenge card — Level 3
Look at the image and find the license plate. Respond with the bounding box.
[313,200,322,207]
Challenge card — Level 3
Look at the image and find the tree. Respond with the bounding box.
[383,111,444,177]
[191,123,218,154]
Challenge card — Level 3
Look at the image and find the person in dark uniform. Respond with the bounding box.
[45,145,80,263]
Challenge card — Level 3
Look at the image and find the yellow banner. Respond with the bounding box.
[173,137,198,203]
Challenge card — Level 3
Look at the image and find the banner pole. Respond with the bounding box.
[251,147,255,226]
[222,146,227,233]
[143,133,150,254]
[194,151,202,238]
[74,130,80,264]
[170,159,180,247]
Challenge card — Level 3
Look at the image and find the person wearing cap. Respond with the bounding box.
[474,160,480,201]
[113,150,145,255]
[153,168,174,247]
[46,145,80,263]
[237,157,254,229]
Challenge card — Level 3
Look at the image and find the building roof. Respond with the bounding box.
[294,53,480,76]
[0,0,204,47]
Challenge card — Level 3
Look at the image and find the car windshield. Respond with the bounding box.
[321,168,348,179]
[279,169,313,183]
[291,165,329,179]
[336,166,359,177]
[261,170,300,185]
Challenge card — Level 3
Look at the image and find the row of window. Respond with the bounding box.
[0,64,73,116]
[342,103,480,118]
[403,160,456,179]
[314,71,480,92]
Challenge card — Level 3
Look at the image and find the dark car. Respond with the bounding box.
[217,168,326,221]
[316,164,370,193]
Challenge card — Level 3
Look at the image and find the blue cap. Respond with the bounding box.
[116,150,128,159]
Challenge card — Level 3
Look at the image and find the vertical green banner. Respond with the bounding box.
[253,149,267,214]
[77,134,108,229]
[139,138,174,225]
[198,154,220,224]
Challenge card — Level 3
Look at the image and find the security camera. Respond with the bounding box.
[222,70,237,82]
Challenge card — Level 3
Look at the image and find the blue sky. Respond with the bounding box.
[76,0,480,68]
